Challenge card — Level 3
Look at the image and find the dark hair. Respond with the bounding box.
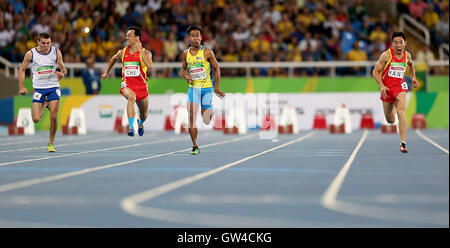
[187,24,202,35]
[38,33,50,40]
[392,32,406,41]
[128,26,142,40]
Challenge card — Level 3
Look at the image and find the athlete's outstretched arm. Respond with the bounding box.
[206,48,225,98]
[407,52,419,88]
[56,48,67,80]
[372,51,390,98]
[181,50,192,84]
[101,49,122,79]
[18,51,32,95]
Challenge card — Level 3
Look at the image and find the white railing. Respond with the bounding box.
[1,56,448,78]
[439,43,449,60]
[399,14,430,46]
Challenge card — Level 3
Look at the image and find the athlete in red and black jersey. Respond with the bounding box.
[373,32,419,153]
[102,26,153,137]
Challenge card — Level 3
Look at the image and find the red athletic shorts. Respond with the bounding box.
[120,84,148,102]
[380,87,407,104]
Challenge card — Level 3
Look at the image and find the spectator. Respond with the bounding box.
[80,36,94,62]
[277,12,295,42]
[434,10,449,45]
[296,6,313,29]
[416,45,435,62]
[82,58,102,95]
[9,0,25,14]
[147,0,162,12]
[422,4,440,29]
[375,11,391,33]
[397,0,411,15]
[148,31,164,61]
[232,26,251,43]
[164,32,178,61]
[348,0,368,22]
[409,0,428,21]
[299,32,318,52]
[346,41,368,75]
[74,9,93,39]
[369,24,387,43]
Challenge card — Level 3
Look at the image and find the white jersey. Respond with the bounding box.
[30,46,60,89]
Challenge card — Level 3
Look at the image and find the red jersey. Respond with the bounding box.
[381,47,408,90]
[121,46,148,88]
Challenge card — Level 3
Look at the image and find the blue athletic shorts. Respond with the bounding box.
[32,87,61,103]
[187,87,213,110]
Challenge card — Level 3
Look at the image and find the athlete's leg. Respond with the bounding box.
[188,102,199,147]
[121,87,137,129]
[394,92,408,143]
[200,88,214,125]
[136,96,149,124]
[382,101,396,124]
[201,108,214,125]
[136,96,149,136]
[48,100,59,145]
[31,102,45,123]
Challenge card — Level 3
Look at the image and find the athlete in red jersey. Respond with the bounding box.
[102,26,153,137]
[373,32,419,153]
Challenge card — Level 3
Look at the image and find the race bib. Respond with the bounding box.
[33,92,42,101]
[189,64,207,80]
[387,62,406,79]
[401,82,408,90]
[36,66,55,80]
[124,62,140,77]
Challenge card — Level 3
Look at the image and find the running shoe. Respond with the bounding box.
[400,142,408,153]
[48,143,55,152]
[191,146,200,155]
[128,127,135,137]
[138,125,144,136]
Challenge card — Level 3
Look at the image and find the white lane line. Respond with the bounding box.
[321,130,369,208]
[321,130,448,226]
[0,134,158,154]
[120,131,316,227]
[0,132,108,147]
[416,129,449,154]
[0,134,255,193]
[0,134,184,167]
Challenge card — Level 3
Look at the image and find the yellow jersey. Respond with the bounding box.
[186,46,214,88]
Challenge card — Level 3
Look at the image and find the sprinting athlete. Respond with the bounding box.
[101,26,152,137]
[181,24,225,155]
[372,31,419,153]
[18,32,67,152]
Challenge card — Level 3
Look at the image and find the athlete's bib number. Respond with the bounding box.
[189,66,207,80]
[401,82,408,90]
[36,66,55,81]
[124,62,140,77]
[388,65,405,79]
[33,92,42,101]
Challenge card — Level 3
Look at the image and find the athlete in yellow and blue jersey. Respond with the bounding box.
[181,24,225,155]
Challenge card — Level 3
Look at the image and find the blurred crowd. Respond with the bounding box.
[0,0,448,77]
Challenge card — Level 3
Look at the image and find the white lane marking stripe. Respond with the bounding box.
[0,133,108,147]
[416,129,449,154]
[120,131,316,225]
[0,134,255,193]
[321,129,448,226]
[0,134,155,154]
[0,134,184,167]
[321,130,369,207]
